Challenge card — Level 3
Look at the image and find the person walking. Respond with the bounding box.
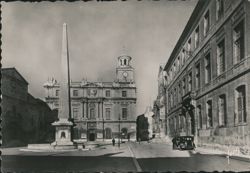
[112,138,115,146]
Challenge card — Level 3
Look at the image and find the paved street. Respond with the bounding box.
[2,143,136,172]
[2,142,250,172]
[129,142,250,172]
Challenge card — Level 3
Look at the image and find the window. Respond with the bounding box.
[73,90,78,96]
[195,63,200,89]
[206,100,213,128]
[73,108,79,119]
[178,83,181,102]
[187,38,191,55]
[170,92,173,108]
[177,56,180,71]
[105,108,111,120]
[197,105,202,129]
[205,53,211,84]
[122,108,127,119]
[218,95,227,127]
[236,85,246,123]
[106,90,111,97]
[204,11,210,36]
[217,39,225,75]
[168,94,171,109]
[195,26,199,48]
[182,78,186,96]
[173,63,176,75]
[90,108,95,119]
[122,91,127,97]
[188,72,192,92]
[170,69,173,80]
[182,49,186,64]
[233,20,245,62]
[174,88,177,105]
[55,90,59,96]
[216,0,224,20]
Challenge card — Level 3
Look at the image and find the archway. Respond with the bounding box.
[89,133,95,141]
[121,128,128,139]
[61,131,66,139]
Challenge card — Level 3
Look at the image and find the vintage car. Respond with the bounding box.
[172,136,195,150]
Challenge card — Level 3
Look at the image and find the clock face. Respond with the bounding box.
[123,72,128,77]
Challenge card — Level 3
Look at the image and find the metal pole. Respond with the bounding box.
[102,100,104,141]
[118,114,121,148]
[103,118,104,141]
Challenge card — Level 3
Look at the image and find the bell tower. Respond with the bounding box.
[116,55,135,83]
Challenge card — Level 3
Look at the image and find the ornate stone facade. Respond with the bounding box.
[44,55,137,141]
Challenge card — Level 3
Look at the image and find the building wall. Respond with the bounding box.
[163,0,250,149]
[44,55,137,141]
[1,68,56,147]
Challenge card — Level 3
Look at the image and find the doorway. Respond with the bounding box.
[89,133,95,141]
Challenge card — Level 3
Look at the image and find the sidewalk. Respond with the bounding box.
[147,139,250,163]
[1,143,133,157]
[195,146,250,163]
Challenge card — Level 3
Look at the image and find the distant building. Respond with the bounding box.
[144,106,154,139]
[1,68,56,147]
[136,114,149,141]
[164,0,250,150]
[153,64,167,138]
[44,55,137,141]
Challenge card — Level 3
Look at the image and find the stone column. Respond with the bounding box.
[98,102,100,119]
[100,100,103,119]
[82,101,86,118]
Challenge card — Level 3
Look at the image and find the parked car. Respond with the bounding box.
[172,136,195,150]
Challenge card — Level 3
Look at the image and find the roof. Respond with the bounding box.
[2,67,29,85]
[164,0,207,71]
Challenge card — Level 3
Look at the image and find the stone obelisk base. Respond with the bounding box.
[51,119,76,149]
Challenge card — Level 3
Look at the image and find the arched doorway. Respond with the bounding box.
[121,128,128,139]
[61,131,66,139]
[105,128,112,139]
[89,133,95,141]
[88,129,96,141]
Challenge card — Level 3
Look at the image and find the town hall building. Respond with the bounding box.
[44,55,137,141]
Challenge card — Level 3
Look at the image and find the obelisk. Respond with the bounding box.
[51,23,75,149]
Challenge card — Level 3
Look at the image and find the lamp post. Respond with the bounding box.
[118,114,121,148]
[103,117,105,141]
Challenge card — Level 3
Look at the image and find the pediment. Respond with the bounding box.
[81,82,102,87]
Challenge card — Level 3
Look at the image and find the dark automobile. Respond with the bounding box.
[172,136,195,150]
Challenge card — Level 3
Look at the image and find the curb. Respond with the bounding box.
[196,148,250,163]
[227,155,250,163]
[127,143,142,172]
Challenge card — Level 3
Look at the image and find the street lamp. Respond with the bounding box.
[102,117,104,142]
[118,114,121,148]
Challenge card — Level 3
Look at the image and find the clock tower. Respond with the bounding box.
[116,54,135,83]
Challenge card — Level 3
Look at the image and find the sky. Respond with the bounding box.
[2,0,197,115]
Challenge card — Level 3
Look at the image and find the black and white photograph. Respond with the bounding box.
[1,0,250,172]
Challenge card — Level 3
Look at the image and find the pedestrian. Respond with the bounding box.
[138,137,141,144]
[112,138,115,146]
